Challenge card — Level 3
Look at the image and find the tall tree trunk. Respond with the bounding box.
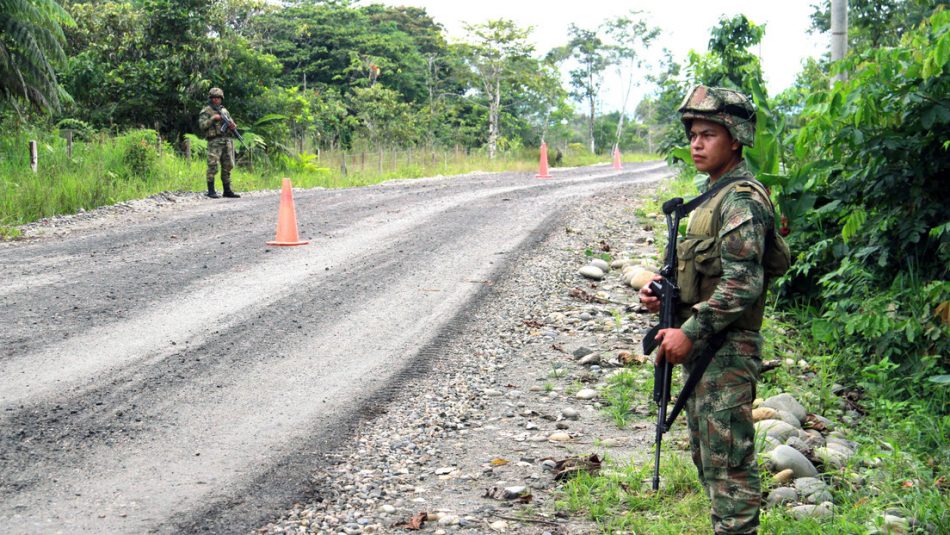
[588,95,596,154]
[488,78,501,160]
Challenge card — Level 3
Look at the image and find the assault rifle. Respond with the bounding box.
[642,181,737,491]
[216,107,248,150]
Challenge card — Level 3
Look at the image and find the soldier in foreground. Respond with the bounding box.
[640,86,787,534]
[198,87,241,198]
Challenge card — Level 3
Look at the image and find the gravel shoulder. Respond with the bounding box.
[2,164,672,534]
[256,178,671,535]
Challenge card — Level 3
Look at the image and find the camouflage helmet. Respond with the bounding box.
[678,85,756,147]
[208,87,224,99]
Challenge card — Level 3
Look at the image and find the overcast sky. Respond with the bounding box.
[362,0,828,112]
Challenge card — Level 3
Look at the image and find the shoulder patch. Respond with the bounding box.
[734,184,755,194]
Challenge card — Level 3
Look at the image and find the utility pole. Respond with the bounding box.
[831,0,848,82]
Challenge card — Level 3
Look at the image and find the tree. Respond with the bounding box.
[459,19,537,159]
[561,25,609,153]
[602,11,659,152]
[61,0,279,139]
[0,0,74,115]
[809,0,946,48]
[347,84,419,147]
[693,14,765,93]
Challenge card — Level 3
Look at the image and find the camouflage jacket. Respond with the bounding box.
[679,160,771,359]
[198,105,231,140]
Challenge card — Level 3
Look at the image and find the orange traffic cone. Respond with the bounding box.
[536,142,552,179]
[266,178,309,246]
[612,146,623,170]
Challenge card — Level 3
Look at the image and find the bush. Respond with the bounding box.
[118,129,160,178]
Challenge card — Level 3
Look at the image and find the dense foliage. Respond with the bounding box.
[781,8,949,404]
[0,0,73,114]
[1,0,668,161]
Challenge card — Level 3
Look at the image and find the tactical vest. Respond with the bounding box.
[200,105,228,140]
[676,179,789,331]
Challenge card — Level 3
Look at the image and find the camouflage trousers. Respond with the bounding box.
[206,137,234,188]
[685,351,761,534]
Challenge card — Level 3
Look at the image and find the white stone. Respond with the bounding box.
[579,266,605,280]
[575,388,598,400]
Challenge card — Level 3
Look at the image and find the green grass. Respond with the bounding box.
[0,128,658,233]
[556,452,711,534]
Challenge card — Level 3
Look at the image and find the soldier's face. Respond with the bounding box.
[688,119,740,180]
[211,96,222,105]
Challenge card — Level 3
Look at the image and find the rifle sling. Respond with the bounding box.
[664,331,728,430]
[674,175,746,219]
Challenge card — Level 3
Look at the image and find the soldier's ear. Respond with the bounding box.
[730,135,741,153]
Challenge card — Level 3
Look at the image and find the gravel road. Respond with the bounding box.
[0,162,669,534]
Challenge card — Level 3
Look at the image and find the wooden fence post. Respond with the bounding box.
[378,148,383,174]
[341,152,348,176]
[65,130,74,160]
[360,151,366,171]
[29,140,38,172]
[407,147,412,167]
[183,138,191,161]
[392,149,398,171]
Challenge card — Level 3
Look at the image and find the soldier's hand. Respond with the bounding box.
[212,114,222,122]
[654,328,693,365]
[638,274,664,314]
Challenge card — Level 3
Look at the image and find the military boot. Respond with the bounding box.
[206,181,220,198]
[223,186,241,198]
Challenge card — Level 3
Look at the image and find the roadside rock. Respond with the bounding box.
[756,419,797,442]
[770,445,819,478]
[766,487,798,507]
[579,265,605,280]
[590,258,610,272]
[761,393,807,423]
[794,477,833,504]
[789,502,834,521]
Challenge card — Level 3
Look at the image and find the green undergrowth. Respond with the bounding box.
[556,452,710,534]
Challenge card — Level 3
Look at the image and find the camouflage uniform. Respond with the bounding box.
[676,86,769,534]
[198,88,236,197]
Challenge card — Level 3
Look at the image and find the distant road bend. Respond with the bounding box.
[0,162,669,533]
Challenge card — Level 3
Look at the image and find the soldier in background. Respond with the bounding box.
[640,86,779,534]
[198,87,240,198]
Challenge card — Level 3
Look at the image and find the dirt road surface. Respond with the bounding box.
[0,162,668,534]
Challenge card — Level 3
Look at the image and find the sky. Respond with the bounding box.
[362,0,828,112]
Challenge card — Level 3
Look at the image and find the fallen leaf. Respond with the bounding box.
[523,319,543,329]
[618,351,646,365]
[489,458,510,466]
[902,480,915,488]
[569,287,595,302]
[395,512,428,530]
[553,454,602,481]
[935,301,949,326]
